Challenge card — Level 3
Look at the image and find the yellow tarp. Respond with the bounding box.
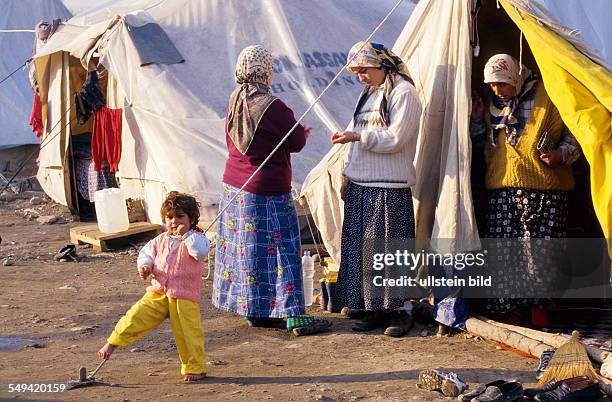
[501,0,612,256]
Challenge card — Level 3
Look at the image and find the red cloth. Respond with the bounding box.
[222,99,306,196]
[92,106,122,172]
[29,93,43,138]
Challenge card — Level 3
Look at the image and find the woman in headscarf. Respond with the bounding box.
[212,45,313,328]
[470,54,581,317]
[331,42,422,337]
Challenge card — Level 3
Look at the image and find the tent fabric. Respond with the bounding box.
[33,0,415,222]
[302,0,480,263]
[0,0,72,149]
[506,0,612,71]
[501,0,612,255]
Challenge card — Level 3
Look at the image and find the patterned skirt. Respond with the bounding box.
[212,184,304,318]
[484,187,569,316]
[336,181,415,311]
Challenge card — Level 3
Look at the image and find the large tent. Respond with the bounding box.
[31,0,415,222]
[0,0,72,169]
[301,0,612,262]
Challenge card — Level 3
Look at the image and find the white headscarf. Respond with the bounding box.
[483,53,531,92]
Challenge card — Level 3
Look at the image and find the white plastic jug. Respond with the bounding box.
[94,188,130,233]
[302,251,315,306]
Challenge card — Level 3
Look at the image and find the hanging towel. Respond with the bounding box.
[92,107,122,172]
[29,93,43,138]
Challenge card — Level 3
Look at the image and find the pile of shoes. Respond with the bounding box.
[458,379,523,401]
[524,376,602,401]
[452,376,602,401]
[343,308,414,337]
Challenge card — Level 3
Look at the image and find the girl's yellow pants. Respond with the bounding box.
[108,291,205,375]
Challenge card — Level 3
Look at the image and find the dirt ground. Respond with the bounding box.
[0,191,591,402]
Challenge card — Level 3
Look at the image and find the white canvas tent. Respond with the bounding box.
[301,0,612,263]
[0,0,71,169]
[32,0,415,222]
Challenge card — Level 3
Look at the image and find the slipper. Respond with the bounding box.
[54,244,77,262]
[292,318,332,336]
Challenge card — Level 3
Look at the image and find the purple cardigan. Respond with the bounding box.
[223,99,306,196]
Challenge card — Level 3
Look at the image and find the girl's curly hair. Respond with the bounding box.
[160,191,203,232]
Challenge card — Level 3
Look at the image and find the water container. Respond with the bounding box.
[302,251,315,306]
[94,188,130,233]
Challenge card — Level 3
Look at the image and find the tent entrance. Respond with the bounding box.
[65,55,117,222]
[470,0,603,239]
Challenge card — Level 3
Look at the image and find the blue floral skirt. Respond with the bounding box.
[212,183,305,318]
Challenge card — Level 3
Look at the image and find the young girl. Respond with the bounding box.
[97,191,211,382]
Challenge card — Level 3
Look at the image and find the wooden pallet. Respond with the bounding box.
[70,222,162,252]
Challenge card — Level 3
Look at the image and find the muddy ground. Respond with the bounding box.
[0,191,596,401]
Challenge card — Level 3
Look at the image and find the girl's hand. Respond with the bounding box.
[175,224,189,236]
[138,266,151,280]
[331,131,359,144]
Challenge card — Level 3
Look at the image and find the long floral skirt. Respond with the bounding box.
[212,184,305,318]
[483,187,569,316]
[336,181,415,311]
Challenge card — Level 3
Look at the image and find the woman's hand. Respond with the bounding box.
[471,91,484,119]
[138,266,151,281]
[540,149,563,167]
[304,126,312,139]
[331,131,360,144]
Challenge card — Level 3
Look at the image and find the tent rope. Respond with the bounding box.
[0,60,30,86]
[202,0,407,236]
[0,106,75,197]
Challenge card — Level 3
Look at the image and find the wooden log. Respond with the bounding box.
[473,314,611,364]
[464,316,554,358]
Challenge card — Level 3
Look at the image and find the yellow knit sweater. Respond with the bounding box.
[485,85,575,191]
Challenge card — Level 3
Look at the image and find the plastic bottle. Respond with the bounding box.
[302,251,315,306]
[94,188,130,233]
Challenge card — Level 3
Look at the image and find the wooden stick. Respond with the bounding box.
[464,316,553,358]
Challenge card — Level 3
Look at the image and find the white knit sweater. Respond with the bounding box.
[344,79,421,188]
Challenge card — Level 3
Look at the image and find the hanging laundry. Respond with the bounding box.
[75,70,105,125]
[28,93,43,138]
[92,107,122,172]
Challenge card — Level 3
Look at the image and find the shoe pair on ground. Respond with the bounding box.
[458,379,523,401]
[416,369,468,397]
[246,317,332,336]
[348,309,414,337]
[523,376,602,402]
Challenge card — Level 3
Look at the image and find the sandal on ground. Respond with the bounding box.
[54,244,77,262]
[292,318,332,336]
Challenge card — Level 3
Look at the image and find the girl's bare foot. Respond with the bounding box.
[184,373,207,382]
[97,343,115,360]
